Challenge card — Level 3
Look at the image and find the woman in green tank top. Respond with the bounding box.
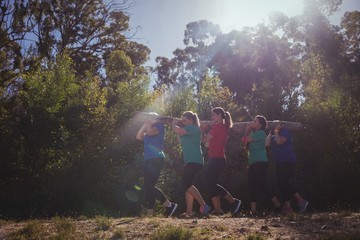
[172,111,211,218]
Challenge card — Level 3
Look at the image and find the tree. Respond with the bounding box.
[291,0,360,208]
[0,0,154,217]
[341,11,360,66]
[1,0,150,85]
[154,20,221,90]
[0,0,33,90]
[0,50,156,217]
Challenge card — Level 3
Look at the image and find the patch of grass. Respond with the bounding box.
[111,228,125,240]
[94,215,112,231]
[150,225,193,240]
[212,224,227,232]
[246,233,267,240]
[0,219,13,226]
[192,227,212,238]
[192,228,212,239]
[8,220,45,240]
[77,215,88,221]
[148,218,161,228]
[310,213,332,222]
[50,217,77,240]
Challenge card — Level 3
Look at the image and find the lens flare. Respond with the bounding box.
[125,190,140,202]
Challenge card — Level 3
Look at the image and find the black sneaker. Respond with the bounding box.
[165,203,178,217]
[232,199,242,215]
[298,200,309,213]
[210,210,225,216]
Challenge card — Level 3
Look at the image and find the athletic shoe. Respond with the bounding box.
[177,212,193,219]
[299,200,309,213]
[165,203,178,217]
[210,210,225,216]
[232,199,242,215]
[199,204,211,216]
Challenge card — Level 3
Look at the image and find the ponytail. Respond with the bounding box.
[212,107,233,129]
[182,111,200,128]
[224,111,233,129]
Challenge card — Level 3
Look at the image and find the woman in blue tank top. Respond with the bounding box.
[136,113,177,217]
[266,122,309,213]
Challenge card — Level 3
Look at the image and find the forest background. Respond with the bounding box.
[0,0,359,219]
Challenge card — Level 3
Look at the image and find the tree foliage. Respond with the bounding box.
[0,0,153,217]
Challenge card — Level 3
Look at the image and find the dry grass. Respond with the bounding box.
[0,212,359,240]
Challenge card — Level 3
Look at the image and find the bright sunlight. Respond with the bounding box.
[205,0,304,33]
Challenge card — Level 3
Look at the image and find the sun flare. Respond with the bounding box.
[207,0,304,33]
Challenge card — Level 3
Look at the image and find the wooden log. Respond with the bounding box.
[132,111,303,133]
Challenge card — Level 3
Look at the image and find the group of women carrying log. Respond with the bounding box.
[136,107,308,218]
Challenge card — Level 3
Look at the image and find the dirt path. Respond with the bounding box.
[1,212,359,239]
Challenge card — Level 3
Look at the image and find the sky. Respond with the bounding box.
[128,0,360,67]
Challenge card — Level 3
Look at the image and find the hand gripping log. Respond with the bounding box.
[132,111,303,133]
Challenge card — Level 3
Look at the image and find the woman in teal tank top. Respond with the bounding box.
[242,115,281,216]
[172,111,211,218]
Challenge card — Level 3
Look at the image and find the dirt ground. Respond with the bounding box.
[1,211,359,239]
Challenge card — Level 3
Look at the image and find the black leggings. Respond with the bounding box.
[205,158,228,198]
[182,163,203,190]
[276,162,296,202]
[248,162,269,202]
[144,158,167,209]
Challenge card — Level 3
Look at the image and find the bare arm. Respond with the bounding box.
[172,119,188,135]
[273,123,287,145]
[202,132,213,143]
[242,124,254,144]
[265,132,272,147]
[136,122,160,141]
[136,124,147,141]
